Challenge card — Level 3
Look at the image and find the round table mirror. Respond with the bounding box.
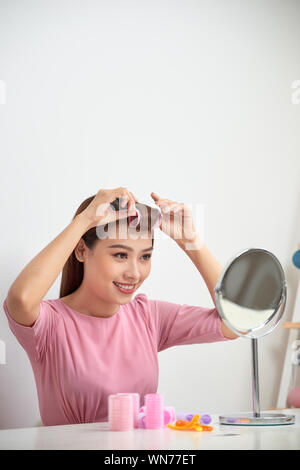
[214,247,295,426]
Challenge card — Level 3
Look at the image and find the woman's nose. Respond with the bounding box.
[124,261,141,281]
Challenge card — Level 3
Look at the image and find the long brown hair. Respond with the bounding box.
[59,195,156,298]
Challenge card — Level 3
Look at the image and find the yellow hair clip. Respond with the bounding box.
[167,413,213,432]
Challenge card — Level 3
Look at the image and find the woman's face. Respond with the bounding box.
[77,229,153,304]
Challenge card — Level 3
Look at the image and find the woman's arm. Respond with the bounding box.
[6,214,90,326]
[177,237,239,339]
[6,187,138,326]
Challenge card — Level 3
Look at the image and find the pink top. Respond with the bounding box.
[3,293,233,426]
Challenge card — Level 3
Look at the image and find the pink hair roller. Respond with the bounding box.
[116,393,140,428]
[145,393,164,429]
[128,207,162,230]
[110,198,162,230]
[138,412,146,428]
[288,387,300,408]
[128,208,141,228]
[108,394,134,431]
[140,405,175,426]
[163,406,176,425]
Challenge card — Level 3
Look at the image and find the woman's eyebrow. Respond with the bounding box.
[107,244,153,252]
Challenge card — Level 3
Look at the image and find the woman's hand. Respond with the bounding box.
[80,187,138,230]
[150,192,203,250]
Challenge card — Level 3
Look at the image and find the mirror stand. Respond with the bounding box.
[219,338,295,426]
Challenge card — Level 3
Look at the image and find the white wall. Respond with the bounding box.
[0,0,299,429]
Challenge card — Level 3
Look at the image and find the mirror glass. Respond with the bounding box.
[215,249,286,339]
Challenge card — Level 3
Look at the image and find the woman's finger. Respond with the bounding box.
[153,197,176,207]
[151,192,172,204]
[162,203,179,213]
[172,205,183,213]
[120,191,136,209]
[129,191,138,203]
[151,192,183,215]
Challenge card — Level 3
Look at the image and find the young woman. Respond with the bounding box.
[3,187,237,426]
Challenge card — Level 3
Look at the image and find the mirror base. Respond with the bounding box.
[219,412,295,426]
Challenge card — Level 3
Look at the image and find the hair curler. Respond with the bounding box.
[145,393,164,429]
[110,198,162,229]
[163,406,176,425]
[116,393,140,428]
[138,412,146,428]
[108,394,134,431]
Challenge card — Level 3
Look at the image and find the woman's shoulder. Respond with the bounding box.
[132,292,156,311]
[131,292,157,317]
[133,292,148,302]
[43,298,64,308]
[129,292,148,312]
[130,293,156,333]
[40,298,65,316]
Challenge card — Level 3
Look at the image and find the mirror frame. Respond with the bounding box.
[214,248,287,339]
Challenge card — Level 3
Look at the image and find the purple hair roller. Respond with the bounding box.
[178,412,212,425]
[185,413,212,425]
[186,414,194,422]
[200,414,212,425]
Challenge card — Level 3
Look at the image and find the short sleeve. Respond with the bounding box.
[2,297,60,362]
[134,293,234,352]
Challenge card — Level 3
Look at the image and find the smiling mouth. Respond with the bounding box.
[113,282,137,293]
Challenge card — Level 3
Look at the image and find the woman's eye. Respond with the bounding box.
[113,253,152,260]
[114,253,127,259]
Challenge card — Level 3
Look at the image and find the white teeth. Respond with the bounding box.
[114,282,135,290]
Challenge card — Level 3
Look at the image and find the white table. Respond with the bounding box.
[0,409,299,450]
